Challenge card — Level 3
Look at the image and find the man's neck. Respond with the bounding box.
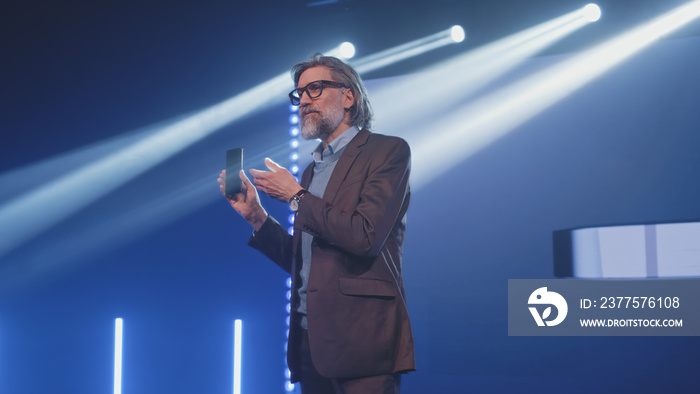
[322,123,353,149]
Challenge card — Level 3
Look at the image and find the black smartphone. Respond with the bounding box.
[225,148,243,197]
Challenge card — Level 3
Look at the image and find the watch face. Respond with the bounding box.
[290,197,300,211]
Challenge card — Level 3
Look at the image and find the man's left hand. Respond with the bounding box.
[250,158,303,202]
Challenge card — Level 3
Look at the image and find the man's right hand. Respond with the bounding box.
[218,169,268,231]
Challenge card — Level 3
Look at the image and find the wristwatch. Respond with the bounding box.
[289,189,309,212]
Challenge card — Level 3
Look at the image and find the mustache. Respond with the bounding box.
[301,107,320,117]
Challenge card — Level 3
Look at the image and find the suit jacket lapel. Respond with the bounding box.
[322,128,370,202]
[301,159,314,189]
[295,161,315,256]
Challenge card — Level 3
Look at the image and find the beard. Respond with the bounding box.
[300,105,345,141]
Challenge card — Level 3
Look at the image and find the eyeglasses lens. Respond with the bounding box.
[307,82,323,99]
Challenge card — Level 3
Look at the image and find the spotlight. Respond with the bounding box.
[583,4,601,22]
[451,25,466,43]
[339,42,356,59]
[289,126,299,137]
[352,25,468,74]
[325,42,356,59]
[289,114,299,125]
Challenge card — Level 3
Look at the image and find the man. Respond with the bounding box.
[218,54,414,394]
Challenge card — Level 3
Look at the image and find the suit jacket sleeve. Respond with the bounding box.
[294,135,411,257]
[248,215,293,274]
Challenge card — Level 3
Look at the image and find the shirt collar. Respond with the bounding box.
[312,126,360,162]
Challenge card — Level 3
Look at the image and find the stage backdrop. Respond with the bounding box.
[1,34,699,394]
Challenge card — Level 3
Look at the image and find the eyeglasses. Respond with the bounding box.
[289,80,348,105]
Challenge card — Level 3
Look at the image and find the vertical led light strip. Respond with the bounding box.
[114,318,123,394]
[286,102,299,393]
[233,319,242,394]
[285,277,294,392]
[288,103,300,236]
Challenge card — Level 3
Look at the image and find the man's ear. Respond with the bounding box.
[343,88,355,110]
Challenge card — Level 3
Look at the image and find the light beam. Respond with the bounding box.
[372,4,597,136]
[407,0,700,189]
[0,29,470,259]
[352,25,466,74]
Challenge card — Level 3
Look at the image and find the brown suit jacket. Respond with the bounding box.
[249,128,415,381]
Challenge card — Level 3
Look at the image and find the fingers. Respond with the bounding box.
[238,169,253,198]
[238,169,253,187]
[251,158,284,178]
[218,170,226,193]
[249,168,268,189]
[249,160,290,198]
[238,169,247,181]
[249,168,264,178]
[218,169,247,202]
[264,157,283,172]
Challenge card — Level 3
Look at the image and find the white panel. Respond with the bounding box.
[598,226,647,278]
[571,228,603,278]
[656,222,700,277]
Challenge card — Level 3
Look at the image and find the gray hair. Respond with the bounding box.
[291,53,373,130]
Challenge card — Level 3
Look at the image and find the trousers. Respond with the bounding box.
[298,329,402,394]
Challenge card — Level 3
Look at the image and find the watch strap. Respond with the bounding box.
[291,189,309,203]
